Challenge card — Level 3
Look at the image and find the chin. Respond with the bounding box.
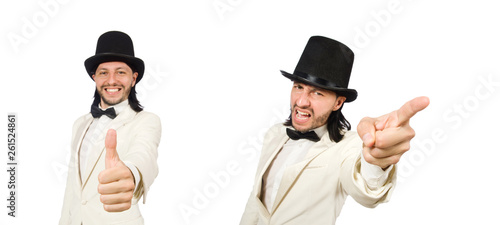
[292,123,310,132]
[103,97,124,106]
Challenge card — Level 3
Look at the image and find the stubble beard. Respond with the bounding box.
[98,84,131,107]
[292,106,331,132]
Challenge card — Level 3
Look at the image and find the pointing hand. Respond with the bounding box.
[357,96,430,169]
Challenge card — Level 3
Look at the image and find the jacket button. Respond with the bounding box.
[81,200,87,205]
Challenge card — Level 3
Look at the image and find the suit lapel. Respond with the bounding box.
[255,126,289,198]
[81,106,137,190]
[270,132,333,214]
[253,127,288,220]
[74,114,94,189]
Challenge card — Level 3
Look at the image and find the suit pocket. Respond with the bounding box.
[304,164,327,169]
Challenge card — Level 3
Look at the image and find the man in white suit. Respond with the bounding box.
[240,36,429,225]
[59,31,161,225]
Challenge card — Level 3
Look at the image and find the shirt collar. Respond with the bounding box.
[313,125,328,138]
[99,99,129,116]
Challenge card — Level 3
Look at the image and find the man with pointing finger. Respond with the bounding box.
[240,36,429,225]
[59,31,161,225]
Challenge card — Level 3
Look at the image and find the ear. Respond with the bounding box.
[131,72,138,87]
[332,96,346,111]
[92,74,95,81]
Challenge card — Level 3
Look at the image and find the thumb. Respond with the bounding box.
[105,129,120,169]
[357,117,377,147]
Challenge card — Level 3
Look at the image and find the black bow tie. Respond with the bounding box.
[286,128,320,142]
[90,105,117,119]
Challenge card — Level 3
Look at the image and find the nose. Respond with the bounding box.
[296,91,310,107]
[106,72,117,84]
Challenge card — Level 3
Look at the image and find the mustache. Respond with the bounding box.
[292,105,314,115]
[101,84,125,88]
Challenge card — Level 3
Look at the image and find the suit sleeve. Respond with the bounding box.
[339,133,397,208]
[239,192,260,225]
[59,116,86,225]
[121,112,162,203]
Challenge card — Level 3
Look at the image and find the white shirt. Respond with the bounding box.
[260,125,392,212]
[79,100,141,189]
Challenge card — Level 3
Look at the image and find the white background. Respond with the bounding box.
[1,0,499,224]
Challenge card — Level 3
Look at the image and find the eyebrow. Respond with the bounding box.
[96,67,128,71]
[295,82,326,92]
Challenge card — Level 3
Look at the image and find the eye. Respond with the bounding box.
[98,71,107,75]
[314,91,324,96]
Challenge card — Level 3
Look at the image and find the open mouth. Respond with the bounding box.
[294,109,311,122]
[104,87,122,95]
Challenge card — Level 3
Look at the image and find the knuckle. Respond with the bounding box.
[100,195,107,204]
[407,128,416,139]
[120,168,132,178]
[127,182,135,191]
[97,184,104,194]
[363,152,376,164]
[402,142,411,152]
[370,147,387,159]
[390,155,401,165]
[370,149,382,158]
[361,116,372,121]
[124,192,134,201]
[357,117,371,128]
[124,202,132,210]
[375,135,387,148]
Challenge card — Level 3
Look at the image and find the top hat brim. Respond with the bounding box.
[281,70,357,102]
[84,53,145,83]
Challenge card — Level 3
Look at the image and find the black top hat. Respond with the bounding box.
[281,36,357,102]
[84,31,145,83]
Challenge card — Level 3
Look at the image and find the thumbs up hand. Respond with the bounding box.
[357,96,430,169]
[98,129,135,212]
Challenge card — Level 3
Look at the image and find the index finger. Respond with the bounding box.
[397,96,430,125]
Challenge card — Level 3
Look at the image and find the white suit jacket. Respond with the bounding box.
[59,106,161,225]
[240,124,396,225]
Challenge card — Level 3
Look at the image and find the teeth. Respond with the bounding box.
[107,88,119,92]
[297,110,309,116]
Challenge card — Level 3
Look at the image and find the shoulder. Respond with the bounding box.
[134,110,161,122]
[323,130,362,149]
[74,113,90,123]
[341,130,361,143]
[266,123,287,136]
[72,113,92,129]
[129,110,162,131]
[331,130,362,154]
[260,123,287,144]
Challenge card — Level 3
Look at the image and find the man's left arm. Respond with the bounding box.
[341,96,429,207]
[98,113,162,212]
[358,96,429,170]
[120,113,162,202]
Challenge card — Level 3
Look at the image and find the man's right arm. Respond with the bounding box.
[59,116,87,225]
[240,191,260,225]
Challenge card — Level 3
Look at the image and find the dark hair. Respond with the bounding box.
[284,105,351,142]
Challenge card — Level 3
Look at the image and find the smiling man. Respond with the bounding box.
[240,36,429,225]
[59,31,161,225]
